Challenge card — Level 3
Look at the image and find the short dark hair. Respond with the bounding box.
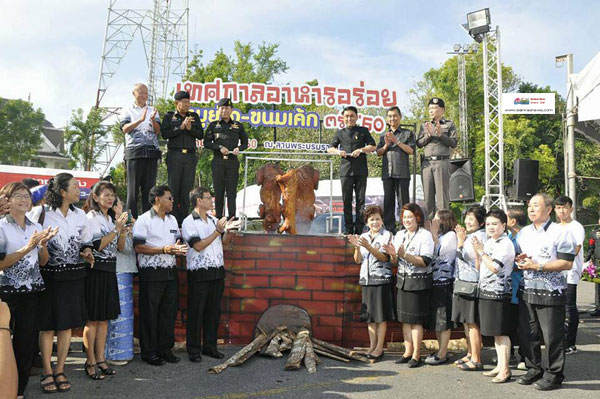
[0,182,31,201]
[86,181,116,221]
[21,178,40,189]
[149,185,171,206]
[436,209,457,235]
[363,205,384,223]
[45,173,74,209]
[401,203,425,228]
[465,205,486,227]
[189,186,211,209]
[387,106,402,117]
[486,208,507,225]
[507,208,527,227]
[555,195,573,207]
[342,106,358,115]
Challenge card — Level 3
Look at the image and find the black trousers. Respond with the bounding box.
[126,157,158,218]
[211,157,239,218]
[564,283,579,347]
[138,279,178,360]
[341,175,367,234]
[186,278,225,355]
[1,291,39,396]
[518,300,566,383]
[382,178,410,233]
[167,150,198,224]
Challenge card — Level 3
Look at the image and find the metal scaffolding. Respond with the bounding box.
[93,0,189,175]
[480,27,506,210]
[457,54,468,157]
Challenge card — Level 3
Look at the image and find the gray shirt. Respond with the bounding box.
[377,128,415,179]
[416,119,457,157]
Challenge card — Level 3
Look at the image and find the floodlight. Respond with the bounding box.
[454,44,462,52]
[471,43,479,53]
[467,8,491,35]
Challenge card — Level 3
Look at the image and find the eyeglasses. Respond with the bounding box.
[10,194,31,201]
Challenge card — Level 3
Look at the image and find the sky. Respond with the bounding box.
[0,0,598,130]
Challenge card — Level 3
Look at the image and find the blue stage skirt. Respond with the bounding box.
[105,272,134,361]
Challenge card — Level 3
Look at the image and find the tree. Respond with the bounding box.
[0,98,45,165]
[65,107,109,171]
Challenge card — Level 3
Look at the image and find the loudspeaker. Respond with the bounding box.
[511,159,539,200]
[449,158,474,201]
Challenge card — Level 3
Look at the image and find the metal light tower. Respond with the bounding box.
[447,44,478,158]
[462,9,506,210]
[95,0,189,107]
[480,27,506,211]
[93,0,189,175]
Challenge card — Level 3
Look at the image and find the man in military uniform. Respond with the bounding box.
[376,106,415,234]
[161,90,204,224]
[585,213,600,317]
[327,106,376,235]
[203,98,249,219]
[416,98,457,220]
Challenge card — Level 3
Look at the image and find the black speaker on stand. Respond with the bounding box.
[510,159,539,200]
[449,158,475,202]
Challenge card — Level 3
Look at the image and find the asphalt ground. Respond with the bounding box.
[24,281,600,399]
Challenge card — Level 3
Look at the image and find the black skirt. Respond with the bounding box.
[478,298,512,337]
[451,294,479,325]
[85,269,120,321]
[396,288,429,325]
[360,283,396,323]
[38,273,87,331]
[427,284,455,331]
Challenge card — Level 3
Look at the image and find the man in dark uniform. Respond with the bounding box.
[416,98,457,220]
[327,106,376,235]
[585,213,600,316]
[161,90,204,225]
[203,98,249,219]
[376,106,415,234]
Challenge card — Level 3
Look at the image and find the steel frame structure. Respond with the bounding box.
[480,27,506,210]
[93,0,189,176]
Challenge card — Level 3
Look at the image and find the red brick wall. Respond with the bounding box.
[133,232,461,348]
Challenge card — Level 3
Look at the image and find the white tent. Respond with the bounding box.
[571,51,600,122]
[236,176,424,218]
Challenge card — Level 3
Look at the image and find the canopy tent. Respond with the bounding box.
[571,51,600,144]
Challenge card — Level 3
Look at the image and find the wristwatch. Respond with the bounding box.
[538,263,544,272]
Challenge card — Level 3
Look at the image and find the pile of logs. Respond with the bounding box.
[208,325,372,374]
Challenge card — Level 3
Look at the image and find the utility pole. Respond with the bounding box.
[566,54,577,218]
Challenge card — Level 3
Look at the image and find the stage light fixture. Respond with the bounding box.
[467,8,491,35]
[471,43,479,53]
[454,44,462,52]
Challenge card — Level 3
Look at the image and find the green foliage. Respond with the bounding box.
[65,107,109,171]
[0,98,45,165]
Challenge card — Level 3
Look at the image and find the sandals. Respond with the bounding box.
[454,355,471,366]
[97,361,116,375]
[84,362,104,380]
[40,374,57,394]
[53,372,71,392]
[457,361,484,371]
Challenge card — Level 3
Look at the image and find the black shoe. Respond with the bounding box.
[189,354,202,363]
[517,371,542,385]
[145,356,166,366]
[590,308,600,317]
[367,352,384,361]
[162,352,181,363]
[202,349,225,359]
[533,378,562,391]
[407,358,423,368]
[395,356,411,364]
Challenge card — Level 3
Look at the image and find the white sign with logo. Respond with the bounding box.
[501,93,555,114]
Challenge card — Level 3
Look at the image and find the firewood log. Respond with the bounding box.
[312,338,372,363]
[208,326,284,373]
[313,348,351,363]
[284,329,309,370]
[303,339,318,373]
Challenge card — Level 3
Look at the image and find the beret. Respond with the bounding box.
[216,97,232,107]
[428,97,445,108]
[174,91,190,100]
